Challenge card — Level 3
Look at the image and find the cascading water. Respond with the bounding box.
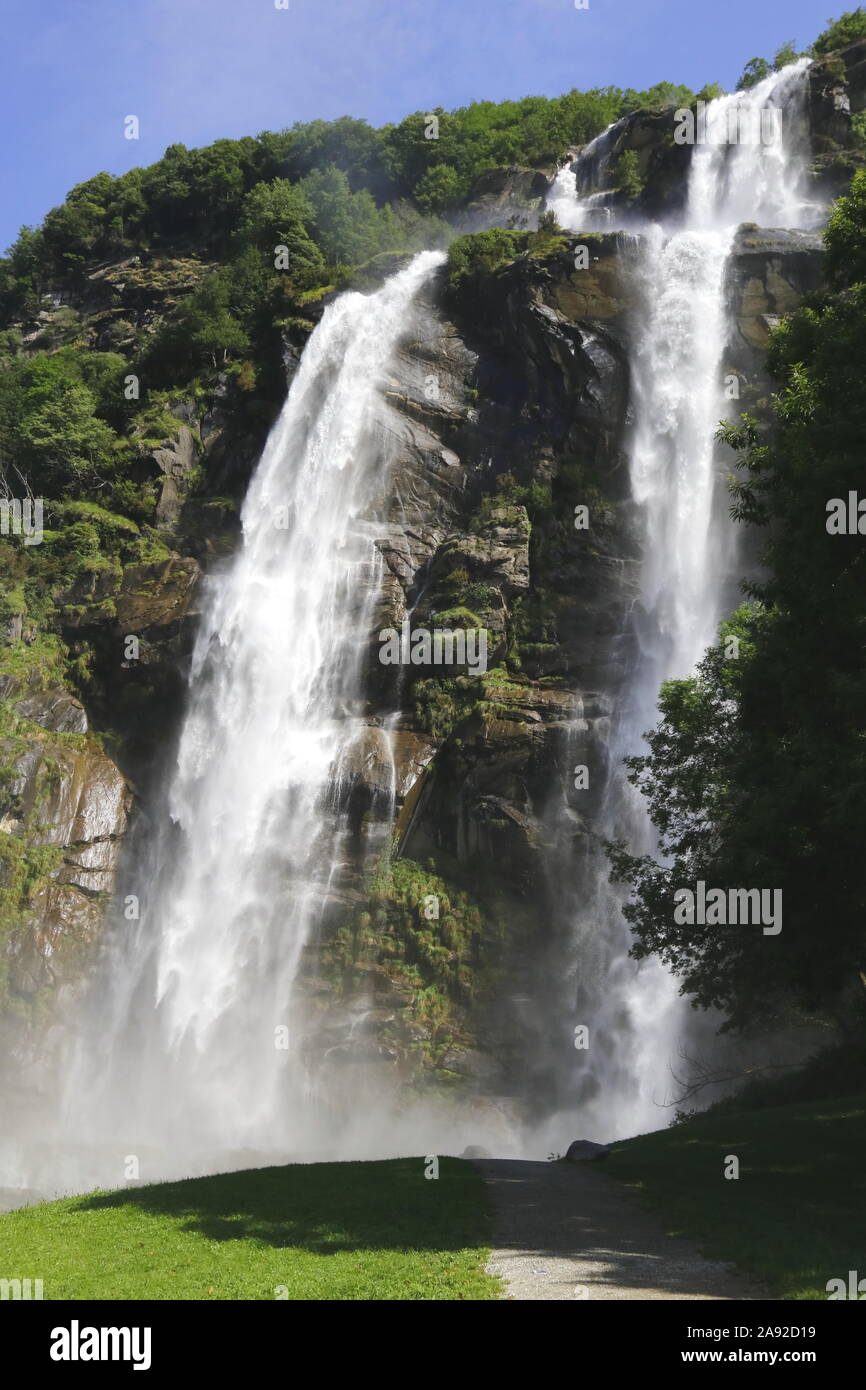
[546,124,619,230]
[5,251,460,1198]
[0,67,826,1200]
[543,62,821,1141]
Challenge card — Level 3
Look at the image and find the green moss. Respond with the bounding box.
[297,284,337,305]
[0,633,68,691]
[319,855,506,1084]
[446,228,526,287]
[55,502,140,537]
[429,605,483,629]
[410,675,480,739]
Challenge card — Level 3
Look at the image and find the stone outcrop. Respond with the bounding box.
[454,167,551,231]
[544,42,866,221]
[303,215,827,1088]
[0,61,847,1091]
[727,226,824,355]
[0,679,131,1004]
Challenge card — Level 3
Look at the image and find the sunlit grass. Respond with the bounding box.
[0,1157,500,1300]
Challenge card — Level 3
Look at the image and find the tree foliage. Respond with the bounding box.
[0,353,118,497]
[811,8,866,56]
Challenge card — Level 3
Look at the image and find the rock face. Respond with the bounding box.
[807,40,866,200]
[0,71,841,1096]
[543,43,866,220]
[148,425,198,529]
[454,167,551,231]
[727,227,824,356]
[0,679,131,1008]
[299,240,641,1086]
[302,221,828,1096]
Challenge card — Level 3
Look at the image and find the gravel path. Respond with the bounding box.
[476,1159,771,1301]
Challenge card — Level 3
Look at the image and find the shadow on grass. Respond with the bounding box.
[73,1156,489,1255]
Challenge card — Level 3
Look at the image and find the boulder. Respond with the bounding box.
[150,425,198,529]
[14,690,88,735]
[565,1139,610,1161]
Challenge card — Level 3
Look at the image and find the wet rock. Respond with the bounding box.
[150,425,198,529]
[454,167,551,231]
[14,690,88,735]
[115,556,201,631]
[728,226,824,353]
[1,733,132,997]
[565,1139,610,1161]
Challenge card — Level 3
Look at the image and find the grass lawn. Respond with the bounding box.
[0,1157,501,1300]
[603,1091,866,1299]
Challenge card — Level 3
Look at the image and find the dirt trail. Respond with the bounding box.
[476,1159,771,1301]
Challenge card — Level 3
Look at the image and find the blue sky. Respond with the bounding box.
[3,0,829,252]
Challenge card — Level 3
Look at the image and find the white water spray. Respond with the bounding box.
[547,125,619,230]
[1,68,826,1197]
[4,251,519,1199]
[545,63,820,1141]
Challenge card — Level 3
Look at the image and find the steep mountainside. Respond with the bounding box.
[0,38,862,1099]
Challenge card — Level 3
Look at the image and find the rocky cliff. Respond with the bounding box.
[0,53,850,1094]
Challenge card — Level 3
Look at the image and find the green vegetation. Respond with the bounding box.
[0,76,709,706]
[738,10,866,89]
[323,856,505,1080]
[608,168,866,1040]
[446,227,525,286]
[611,149,644,202]
[1,82,701,319]
[606,1090,866,1298]
[0,1159,500,1300]
[812,7,866,56]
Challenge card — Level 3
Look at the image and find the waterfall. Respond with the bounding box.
[0,68,826,1199]
[546,124,619,230]
[544,63,820,1142]
[6,251,452,1197]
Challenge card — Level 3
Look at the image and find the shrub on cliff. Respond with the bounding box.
[811,8,866,57]
[446,228,524,286]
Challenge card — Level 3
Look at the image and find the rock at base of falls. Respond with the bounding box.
[565,1139,611,1162]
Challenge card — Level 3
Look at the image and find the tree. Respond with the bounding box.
[9,356,116,495]
[236,179,325,287]
[0,227,46,318]
[413,164,466,216]
[773,40,802,69]
[144,273,249,380]
[811,8,866,57]
[824,167,866,287]
[300,166,397,265]
[446,228,522,286]
[612,149,643,201]
[281,117,392,200]
[737,57,772,90]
